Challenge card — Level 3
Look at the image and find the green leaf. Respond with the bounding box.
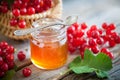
[95,70,108,78]
[69,49,112,78]
[1,69,15,80]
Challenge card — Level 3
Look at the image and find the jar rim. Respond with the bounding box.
[31,18,66,40]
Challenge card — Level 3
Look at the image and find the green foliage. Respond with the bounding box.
[1,69,15,80]
[69,49,112,78]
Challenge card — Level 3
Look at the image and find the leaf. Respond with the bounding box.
[95,70,108,78]
[1,69,15,80]
[69,49,112,78]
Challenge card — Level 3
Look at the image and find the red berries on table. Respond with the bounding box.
[67,22,120,59]
[0,41,15,77]
[17,51,26,61]
[22,68,32,77]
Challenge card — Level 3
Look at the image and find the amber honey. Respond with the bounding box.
[30,25,68,69]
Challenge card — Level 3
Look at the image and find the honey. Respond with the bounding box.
[30,19,68,69]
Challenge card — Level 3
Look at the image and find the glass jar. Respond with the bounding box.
[30,18,68,69]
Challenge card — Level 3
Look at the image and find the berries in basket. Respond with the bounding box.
[0,0,62,40]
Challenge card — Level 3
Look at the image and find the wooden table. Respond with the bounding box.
[1,0,120,80]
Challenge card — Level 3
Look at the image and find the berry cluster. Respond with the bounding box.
[0,41,14,77]
[67,22,120,59]
[0,0,52,28]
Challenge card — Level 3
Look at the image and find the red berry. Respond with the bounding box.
[6,54,14,62]
[13,0,22,8]
[10,18,18,26]
[67,25,75,34]
[22,0,30,2]
[0,57,3,66]
[73,38,86,47]
[102,35,110,41]
[1,1,8,6]
[67,34,73,42]
[18,20,26,28]
[7,62,14,70]
[98,29,103,34]
[110,32,117,38]
[27,7,35,15]
[100,48,113,59]
[106,52,114,59]
[40,0,44,7]
[87,30,92,37]
[73,29,84,38]
[91,31,99,38]
[0,41,8,50]
[108,40,116,47]
[0,71,5,77]
[1,6,8,13]
[1,63,8,72]
[108,23,116,30]
[17,51,26,61]
[0,49,2,56]
[102,22,108,29]
[43,0,52,8]
[12,9,20,17]
[34,0,41,5]
[88,38,96,46]
[81,23,87,29]
[106,29,112,35]
[90,25,97,31]
[20,8,27,15]
[79,43,89,52]
[91,46,99,54]
[68,43,76,53]
[20,2,28,8]
[101,48,109,53]
[72,22,79,30]
[114,35,120,43]
[34,5,41,13]
[22,68,31,77]
[6,45,14,54]
[96,37,104,45]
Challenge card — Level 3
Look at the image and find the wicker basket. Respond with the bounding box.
[0,0,62,40]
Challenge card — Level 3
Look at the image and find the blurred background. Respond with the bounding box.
[62,0,120,28]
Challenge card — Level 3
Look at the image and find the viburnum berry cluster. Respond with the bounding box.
[0,41,15,77]
[0,0,52,28]
[67,22,120,59]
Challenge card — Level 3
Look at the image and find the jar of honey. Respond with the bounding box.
[30,18,68,69]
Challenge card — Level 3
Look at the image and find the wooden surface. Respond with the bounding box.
[1,0,120,80]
